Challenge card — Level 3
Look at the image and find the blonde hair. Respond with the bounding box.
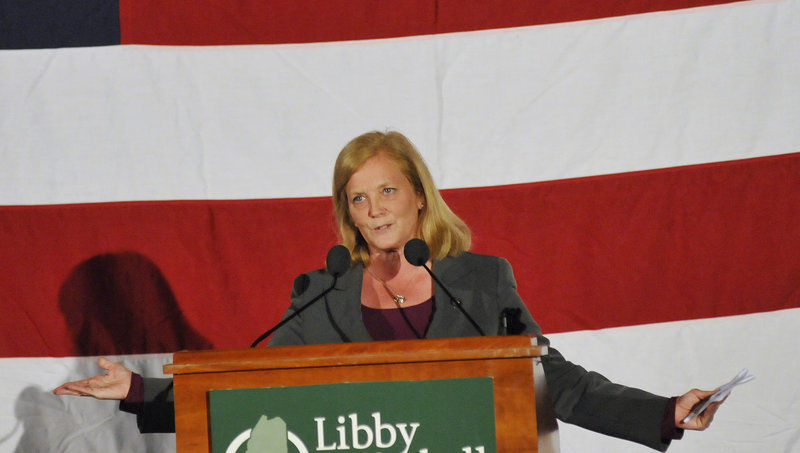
[333,131,471,266]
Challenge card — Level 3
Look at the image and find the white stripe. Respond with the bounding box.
[1,0,798,205]
[549,308,800,452]
[0,353,174,452]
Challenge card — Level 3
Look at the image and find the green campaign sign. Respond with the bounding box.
[209,377,496,453]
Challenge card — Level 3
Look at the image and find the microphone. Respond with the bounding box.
[500,307,524,336]
[250,245,351,347]
[403,239,485,336]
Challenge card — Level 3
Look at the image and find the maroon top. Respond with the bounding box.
[361,297,435,341]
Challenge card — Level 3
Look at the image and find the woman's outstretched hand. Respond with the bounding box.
[675,388,725,430]
[53,357,132,400]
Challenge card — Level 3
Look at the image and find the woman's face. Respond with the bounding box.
[345,153,424,256]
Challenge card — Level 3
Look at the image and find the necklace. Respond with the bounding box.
[366,266,410,305]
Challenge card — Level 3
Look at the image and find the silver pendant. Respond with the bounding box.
[393,294,406,305]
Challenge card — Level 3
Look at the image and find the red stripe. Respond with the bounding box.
[454,153,800,333]
[119,0,747,46]
[1,153,797,357]
[0,198,338,357]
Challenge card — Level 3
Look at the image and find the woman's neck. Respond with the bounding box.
[362,249,433,308]
[367,249,403,281]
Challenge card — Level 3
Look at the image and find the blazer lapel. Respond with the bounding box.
[426,255,479,338]
[326,263,373,342]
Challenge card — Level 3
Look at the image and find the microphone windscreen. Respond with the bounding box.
[292,273,311,296]
[326,245,351,277]
[404,238,430,266]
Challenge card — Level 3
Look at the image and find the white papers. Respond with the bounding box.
[682,368,755,423]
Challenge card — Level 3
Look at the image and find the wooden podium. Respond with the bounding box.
[165,335,559,453]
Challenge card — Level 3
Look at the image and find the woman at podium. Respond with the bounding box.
[55,130,723,451]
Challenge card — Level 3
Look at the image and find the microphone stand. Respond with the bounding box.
[419,264,485,336]
[250,275,339,348]
[251,244,350,348]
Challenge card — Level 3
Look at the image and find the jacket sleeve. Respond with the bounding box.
[138,377,176,433]
[496,257,672,451]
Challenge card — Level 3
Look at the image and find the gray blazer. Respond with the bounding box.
[143,252,673,451]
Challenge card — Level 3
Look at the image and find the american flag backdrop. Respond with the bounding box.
[1,0,799,452]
